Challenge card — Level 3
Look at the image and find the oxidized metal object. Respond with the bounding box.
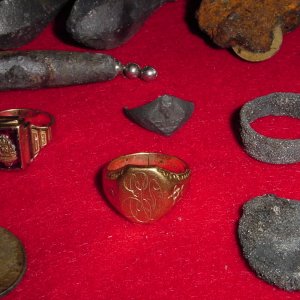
[0,51,157,90]
[102,153,191,223]
[0,0,69,50]
[239,194,300,291]
[232,26,283,62]
[198,0,300,61]
[240,92,300,164]
[67,0,173,49]
[0,227,26,296]
[124,95,195,136]
[0,109,54,169]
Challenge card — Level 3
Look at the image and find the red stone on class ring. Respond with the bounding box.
[102,153,191,224]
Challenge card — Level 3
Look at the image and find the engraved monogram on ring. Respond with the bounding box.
[123,171,164,223]
[102,153,191,223]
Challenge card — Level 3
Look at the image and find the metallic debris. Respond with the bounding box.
[0,51,158,90]
[232,25,283,62]
[0,51,119,90]
[198,1,300,60]
[240,92,300,164]
[67,0,173,49]
[0,0,69,50]
[0,227,26,296]
[239,194,300,291]
[124,95,195,136]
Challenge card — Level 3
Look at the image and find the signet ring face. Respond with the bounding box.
[0,109,54,169]
[102,153,191,223]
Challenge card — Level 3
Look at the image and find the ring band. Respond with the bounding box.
[102,153,191,223]
[240,93,300,164]
[0,108,54,169]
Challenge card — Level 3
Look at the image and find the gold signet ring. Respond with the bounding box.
[0,108,54,169]
[103,153,191,223]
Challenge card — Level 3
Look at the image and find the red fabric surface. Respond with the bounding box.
[1,1,300,299]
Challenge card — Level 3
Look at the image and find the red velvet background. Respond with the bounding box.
[1,1,300,299]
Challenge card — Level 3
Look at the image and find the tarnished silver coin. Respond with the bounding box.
[0,227,26,297]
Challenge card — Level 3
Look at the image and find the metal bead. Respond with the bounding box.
[114,60,123,74]
[123,63,141,79]
[140,66,158,81]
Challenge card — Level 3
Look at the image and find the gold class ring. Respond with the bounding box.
[0,108,54,169]
[102,153,191,223]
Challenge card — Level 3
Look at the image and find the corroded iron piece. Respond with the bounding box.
[67,0,173,49]
[0,51,119,90]
[240,92,300,164]
[239,194,300,291]
[198,1,300,55]
[0,0,69,50]
[233,25,283,62]
[0,227,26,296]
[124,95,195,136]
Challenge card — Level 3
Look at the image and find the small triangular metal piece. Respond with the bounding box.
[124,95,194,136]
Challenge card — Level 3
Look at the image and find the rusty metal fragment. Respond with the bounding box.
[232,25,283,62]
[198,1,300,56]
[0,51,120,90]
[67,0,173,50]
[0,0,69,50]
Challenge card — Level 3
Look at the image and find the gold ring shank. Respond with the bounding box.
[103,153,191,223]
[0,108,54,127]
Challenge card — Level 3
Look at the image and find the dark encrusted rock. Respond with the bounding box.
[67,0,173,50]
[239,194,300,291]
[124,95,195,136]
[0,0,69,50]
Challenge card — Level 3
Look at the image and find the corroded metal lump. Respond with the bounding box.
[239,194,300,291]
[124,95,195,136]
[0,51,119,90]
[0,0,69,50]
[198,0,300,53]
[67,0,173,49]
[240,92,300,164]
